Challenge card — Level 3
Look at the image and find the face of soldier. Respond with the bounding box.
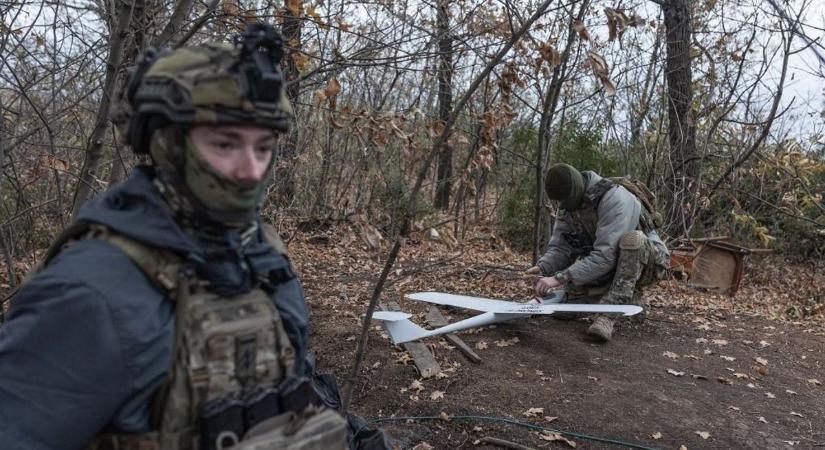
[188,125,276,184]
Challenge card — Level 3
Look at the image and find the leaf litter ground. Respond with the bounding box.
[291,221,824,449]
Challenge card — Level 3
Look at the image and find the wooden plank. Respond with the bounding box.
[384,301,441,379]
[426,306,482,364]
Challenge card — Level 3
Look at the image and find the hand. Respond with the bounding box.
[525,266,541,275]
[535,276,561,296]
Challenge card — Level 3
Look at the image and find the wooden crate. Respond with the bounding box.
[669,237,768,296]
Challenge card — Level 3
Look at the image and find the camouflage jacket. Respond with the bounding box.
[537,171,666,286]
[0,167,310,450]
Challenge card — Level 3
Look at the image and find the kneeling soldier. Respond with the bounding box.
[529,163,670,342]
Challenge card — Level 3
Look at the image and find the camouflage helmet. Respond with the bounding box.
[116,22,293,154]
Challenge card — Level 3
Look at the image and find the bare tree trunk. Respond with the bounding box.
[275,5,303,202]
[71,0,135,218]
[629,33,661,150]
[661,0,698,237]
[109,0,152,186]
[0,98,12,292]
[0,96,6,199]
[532,0,587,264]
[434,0,454,209]
[153,0,195,47]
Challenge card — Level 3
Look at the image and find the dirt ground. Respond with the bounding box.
[292,222,825,450]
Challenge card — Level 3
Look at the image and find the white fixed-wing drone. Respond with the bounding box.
[373,291,643,344]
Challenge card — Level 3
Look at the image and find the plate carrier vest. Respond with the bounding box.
[36,221,348,450]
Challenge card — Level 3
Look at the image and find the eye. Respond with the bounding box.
[214,141,233,151]
[256,144,274,155]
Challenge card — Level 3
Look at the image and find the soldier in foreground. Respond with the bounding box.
[0,23,387,450]
[528,163,670,342]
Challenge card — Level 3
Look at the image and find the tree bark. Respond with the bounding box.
[661,0,698,237]
[153,0,195,47]
[71,0,135,218]
[274,5,303,202]
[434,0,454,209]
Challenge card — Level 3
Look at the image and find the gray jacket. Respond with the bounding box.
[537,171,664,286]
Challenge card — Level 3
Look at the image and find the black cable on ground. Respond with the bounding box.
[354,414,660,450]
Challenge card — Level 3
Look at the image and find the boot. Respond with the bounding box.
[587,315,614,342]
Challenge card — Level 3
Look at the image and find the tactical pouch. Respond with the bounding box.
[227,407,349,450]
[242,386,281,431]
[200,395,245,450]
[278,377,323,413]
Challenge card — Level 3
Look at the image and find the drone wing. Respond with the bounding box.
[404,292,519,312]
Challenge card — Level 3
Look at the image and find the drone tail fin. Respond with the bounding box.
[372,311,429,344]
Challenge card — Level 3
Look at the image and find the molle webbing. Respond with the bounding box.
[585,178,662,233]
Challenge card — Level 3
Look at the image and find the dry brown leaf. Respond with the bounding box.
[306,6,321,21]
[291,52,310,71]
[324,78,342,100]
[667,369,685,377]
[222,0,240,17]
[729,406,740,411]
[538,431,577,448]
[523,407,544,417]
[572,19,590,41]
[544,416,558,423]
[476,341,488,350]
[602,78,617,96]
[712,339,729,346]
[285,0,303,16]
[678,446,687,450]
[439,411,450,421]
[537,43,562,68]
[790,411,804,417]
[663,351,679,359]
[409,379,424,392]
[786,389,797,395]
[695,431,711,440]
[755,356,768,365]
[808,379,822,386]
[312,89,327,108]
[766,392,776,398]
[651,432,662,439]
[495,337,520,347]
[430,390,445,400]
[758,416,768,423]
[720,355,736,361]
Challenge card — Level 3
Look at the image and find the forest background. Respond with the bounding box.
[2,0,825,447]
[2,0,824,324]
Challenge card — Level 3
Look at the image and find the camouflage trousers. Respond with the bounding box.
[600,230,669,306]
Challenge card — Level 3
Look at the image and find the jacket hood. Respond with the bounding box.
[76,166,202,257]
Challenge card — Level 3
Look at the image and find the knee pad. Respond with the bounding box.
[619,230,645,250]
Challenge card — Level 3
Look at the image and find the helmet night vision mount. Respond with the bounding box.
[118,22,292,154]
